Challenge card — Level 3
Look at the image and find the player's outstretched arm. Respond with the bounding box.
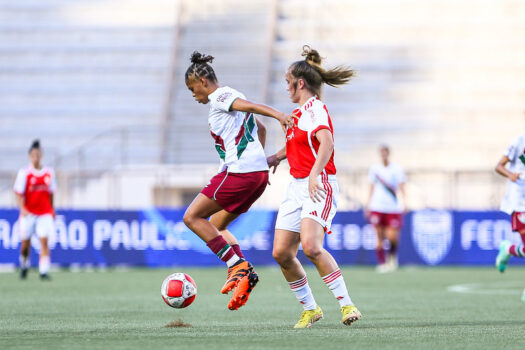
[230,98,294,130]
[267,147,286,174]
[495,156,520,182]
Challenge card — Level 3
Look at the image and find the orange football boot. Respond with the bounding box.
[220,260,253,294]
[228,271,259,310]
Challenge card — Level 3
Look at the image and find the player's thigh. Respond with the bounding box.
[299,218,326,255]
[184,194,224,221]
[35,214,54,239]
[209,210,240,231]
[19,214,36,240]
[273,229,301,261]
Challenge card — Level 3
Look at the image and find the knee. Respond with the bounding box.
[302,243,322,261]
[273,247,294,266]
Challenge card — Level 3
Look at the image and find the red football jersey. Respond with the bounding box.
[14,165,56,215]
[286,97,336,178]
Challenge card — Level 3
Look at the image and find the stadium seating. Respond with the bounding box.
[1,0,524,209]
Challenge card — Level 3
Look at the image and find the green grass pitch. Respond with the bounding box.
[1,266,525,350]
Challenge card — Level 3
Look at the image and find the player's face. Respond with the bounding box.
[186,78,209,104]
[380,147,389,162]
[285,71,300,104]
[29,148,42,167]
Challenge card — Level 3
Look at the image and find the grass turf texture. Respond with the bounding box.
[2,267,525,350]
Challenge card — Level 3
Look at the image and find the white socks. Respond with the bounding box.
[288,275,317,311]
[322,269,354,307]
[19,255,30,269]
[39,255,50,275]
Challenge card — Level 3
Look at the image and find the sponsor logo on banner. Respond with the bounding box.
[411,210,453,265]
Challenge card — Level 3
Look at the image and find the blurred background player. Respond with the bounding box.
[182,52,293,310]
[14,140,56,280]
[366,145,406,273]
[269,46,361,328]
[495,133,525,300]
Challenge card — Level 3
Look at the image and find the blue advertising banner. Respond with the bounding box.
[0,208,523,267]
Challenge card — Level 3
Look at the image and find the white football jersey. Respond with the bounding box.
[368,162,406,213]
[207,86,269,173]
[500,134,525,214]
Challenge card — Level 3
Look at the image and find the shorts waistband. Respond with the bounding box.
[292,174,337,182]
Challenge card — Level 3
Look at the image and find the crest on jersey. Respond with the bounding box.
[518,213,525,224]
[44,175,51,185]
[411,210,453,265]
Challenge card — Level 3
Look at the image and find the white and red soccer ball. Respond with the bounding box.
[161,273,197,308]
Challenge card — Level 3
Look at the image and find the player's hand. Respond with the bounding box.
[267,154,281,174]
[308,175,326,203]
[510,172,521,182]
[277,113,296,132]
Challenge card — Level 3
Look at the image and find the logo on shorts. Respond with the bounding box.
[309,211,318,217]
[411,210,453,265]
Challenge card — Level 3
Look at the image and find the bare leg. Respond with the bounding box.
[300,218,339,276]
[374,225,386,265]
[384,226,400,260]
[209,210,240,245]
[272,229,304,282]
[183,194,225,243]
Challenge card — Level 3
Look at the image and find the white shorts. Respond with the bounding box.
[275,174,338,233]
[19,214,54,240]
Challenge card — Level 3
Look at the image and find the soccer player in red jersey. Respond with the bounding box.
[366,145,406,273]
[268,46,362,328]
[14,140,56,280]
[182,52,293,310]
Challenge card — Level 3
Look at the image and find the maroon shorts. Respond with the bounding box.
[511,212,525,234]
[201,170,268,215]
[369,211,403,229]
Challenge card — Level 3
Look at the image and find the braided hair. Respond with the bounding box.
[289,45,355,97]
[185,51,218,83]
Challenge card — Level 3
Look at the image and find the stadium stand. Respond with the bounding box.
[0,0,524,209]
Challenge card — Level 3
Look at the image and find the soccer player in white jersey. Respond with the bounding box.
[182,52,293,310]
[495,133,525,299]
[14,140,56,280]
[267,46,362,328]
[366,145,406,273]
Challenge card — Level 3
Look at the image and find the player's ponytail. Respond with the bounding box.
[289,45,355,97]
[185,51,218,84]
[28,139,40,153]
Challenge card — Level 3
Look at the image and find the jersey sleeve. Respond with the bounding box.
[13,169,26,194]
[504,137,520,162]
[209,88,243,112]
[309,104,331,135]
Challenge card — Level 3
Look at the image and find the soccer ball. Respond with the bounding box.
[161,273,197,308]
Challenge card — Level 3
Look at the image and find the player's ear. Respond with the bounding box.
[200,77,207,88]
[297,78,305,90]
